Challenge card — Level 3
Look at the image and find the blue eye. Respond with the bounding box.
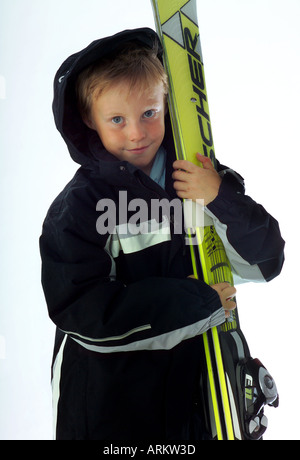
[112,116,123,124]
[143,110,155,119]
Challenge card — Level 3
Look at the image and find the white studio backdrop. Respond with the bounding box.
[0,0,299,440]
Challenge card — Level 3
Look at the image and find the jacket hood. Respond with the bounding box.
[52,28,164,167]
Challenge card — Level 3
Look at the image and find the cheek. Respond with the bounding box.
[97,126,121,149]
[150,118,165,141]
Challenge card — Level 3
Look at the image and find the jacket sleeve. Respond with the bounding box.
[205,168,285,283]
[39,202,224,354]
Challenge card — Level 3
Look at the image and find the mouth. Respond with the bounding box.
[127,145,149,154]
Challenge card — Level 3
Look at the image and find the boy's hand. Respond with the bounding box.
[188,276,236,318]
[172,153,221,205]
[210,282,237,318]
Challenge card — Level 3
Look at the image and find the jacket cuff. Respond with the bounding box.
[207,168,245,216]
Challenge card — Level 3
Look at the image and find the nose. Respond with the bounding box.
[127,120,146,143]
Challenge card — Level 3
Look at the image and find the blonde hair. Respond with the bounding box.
[76,43,169,124]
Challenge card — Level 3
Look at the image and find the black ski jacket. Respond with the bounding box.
[39,28,285,440]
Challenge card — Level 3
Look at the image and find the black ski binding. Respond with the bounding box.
[237,358,279,440]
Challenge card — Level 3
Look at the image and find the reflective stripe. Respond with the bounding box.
[51,334,67,440]
[106,216,171,259]
[70,307,225,354]
[204,208,265,284]
[61,324,152,343]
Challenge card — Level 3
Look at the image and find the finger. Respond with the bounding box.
[172,169,191,182]
[172,181,191,200]
[172,174,189,189]
[224,308,236,318]
[211,284,237,310]
[224,298,237,310]
[210,282,232,291]
[196,153,215,170]
[223,286,237,299]
[174,187,189,200]
[173,159,196,173]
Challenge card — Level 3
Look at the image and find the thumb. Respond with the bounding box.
[196,152,214,170]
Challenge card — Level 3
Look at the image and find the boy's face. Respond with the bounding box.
[88,80,166,175]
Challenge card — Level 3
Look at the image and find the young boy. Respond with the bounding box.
[40,28,284,440]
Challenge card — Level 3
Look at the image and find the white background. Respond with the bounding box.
[0,0,299,440]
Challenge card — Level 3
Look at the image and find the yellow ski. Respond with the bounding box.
[151,0,236,440]
[151,0,280,441]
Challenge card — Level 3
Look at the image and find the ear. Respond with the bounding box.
[83,115,96,130]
